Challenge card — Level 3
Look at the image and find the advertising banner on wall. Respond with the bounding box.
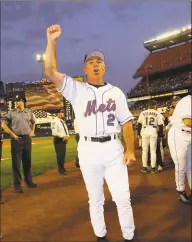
[6,82,25,99]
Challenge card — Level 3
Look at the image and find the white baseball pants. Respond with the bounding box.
[141,132,157,168]
[168,128,191,192]
[77,138,135,240]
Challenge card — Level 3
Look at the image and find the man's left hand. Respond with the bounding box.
[29,131,35,137]
[123,152,136,166]
[62,136,69,142]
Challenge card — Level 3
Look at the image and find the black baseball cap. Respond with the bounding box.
[14,95,26,103]
[55,109,64,114]
[84,50,104,63]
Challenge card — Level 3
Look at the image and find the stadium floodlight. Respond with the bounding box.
[144,24,191,44]
[36,53,46,63]
[35,53,46,78]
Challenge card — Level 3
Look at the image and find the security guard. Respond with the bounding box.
[51,110,69,175]
[1,95,37,193]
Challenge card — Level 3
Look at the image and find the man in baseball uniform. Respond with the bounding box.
[137,103,164,173]
[168,94,191,204]
[44,25,136,242]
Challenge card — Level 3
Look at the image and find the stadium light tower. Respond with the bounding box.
[36,53,46,79]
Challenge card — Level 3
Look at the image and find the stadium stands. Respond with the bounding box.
[134,42,191,78]
[129,26,191,118]
[129,71,191,98]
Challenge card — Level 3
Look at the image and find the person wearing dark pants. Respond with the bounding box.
[53,137,67,174]
[51,110,69,175]
[1,95,37,193]
[11,136,33,187]
[74,118,80,168]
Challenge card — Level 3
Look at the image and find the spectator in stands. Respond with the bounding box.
[128,71,191,98]
[51,110,70,175]
[1,95,37,193]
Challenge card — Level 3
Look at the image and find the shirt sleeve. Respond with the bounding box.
[57,75,84,105]
[2,111,12,125]
[64,122,69,136]
[116,89,134,125]
[31,112,36,124]
[181,97,192,120]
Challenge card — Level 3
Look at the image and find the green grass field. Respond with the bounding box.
[1,136,77,189]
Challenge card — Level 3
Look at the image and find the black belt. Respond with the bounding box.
[16,134,30,137]
[181,129,191,134]
[84,134,117,143]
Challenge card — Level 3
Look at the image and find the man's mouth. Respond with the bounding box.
[93,67,99,73]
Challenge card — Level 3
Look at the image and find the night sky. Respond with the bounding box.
[1,1,191,94]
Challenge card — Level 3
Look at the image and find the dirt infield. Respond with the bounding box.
[1,150,191,242]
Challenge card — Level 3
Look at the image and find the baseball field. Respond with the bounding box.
[1,136,77,189]
[1,137,191,242]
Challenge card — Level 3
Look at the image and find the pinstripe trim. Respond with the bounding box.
[87,87,97,136]
[59,75,68,94]
[120,116,134,125]
[102,86,114,135]
[173,129,181,191]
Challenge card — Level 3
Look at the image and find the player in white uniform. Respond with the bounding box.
[137,104,164,173]
[168,95,192,204]
[44,25,136,242]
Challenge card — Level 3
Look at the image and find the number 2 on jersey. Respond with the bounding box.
[107,113,115,126]
[146,117,155,126]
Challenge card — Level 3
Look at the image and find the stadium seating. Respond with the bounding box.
[128,71,191,98]
[134,42,191,77]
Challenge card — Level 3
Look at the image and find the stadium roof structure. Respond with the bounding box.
[143,24,191,52]
[133,24,192,79]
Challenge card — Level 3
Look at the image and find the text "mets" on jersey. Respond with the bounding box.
[84,99,116,117]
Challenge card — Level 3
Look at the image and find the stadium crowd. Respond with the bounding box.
[128,71,191,98]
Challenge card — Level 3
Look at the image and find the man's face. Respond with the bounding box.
[172,100,179,107]
[15,100,24,109]
[83,57,105,80]
[58,112,64,119]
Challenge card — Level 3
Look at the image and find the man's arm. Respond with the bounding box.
[137,122,142,136]
[183,118,192,128]
[44,25,64,90]
[1,122,18,139]
[122,121,136,165]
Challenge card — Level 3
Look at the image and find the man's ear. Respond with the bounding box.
[103,64,106,72]
[83,66,87,75]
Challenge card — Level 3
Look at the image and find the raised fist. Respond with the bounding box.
[46,25,62,41]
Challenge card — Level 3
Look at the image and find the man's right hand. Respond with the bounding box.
[12,134,19,140]
[46,25,62,41]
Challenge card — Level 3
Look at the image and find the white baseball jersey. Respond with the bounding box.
[58,75,133,136]
[170,95,192,132]
[51,117,69,138]
[137,109,164,129]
